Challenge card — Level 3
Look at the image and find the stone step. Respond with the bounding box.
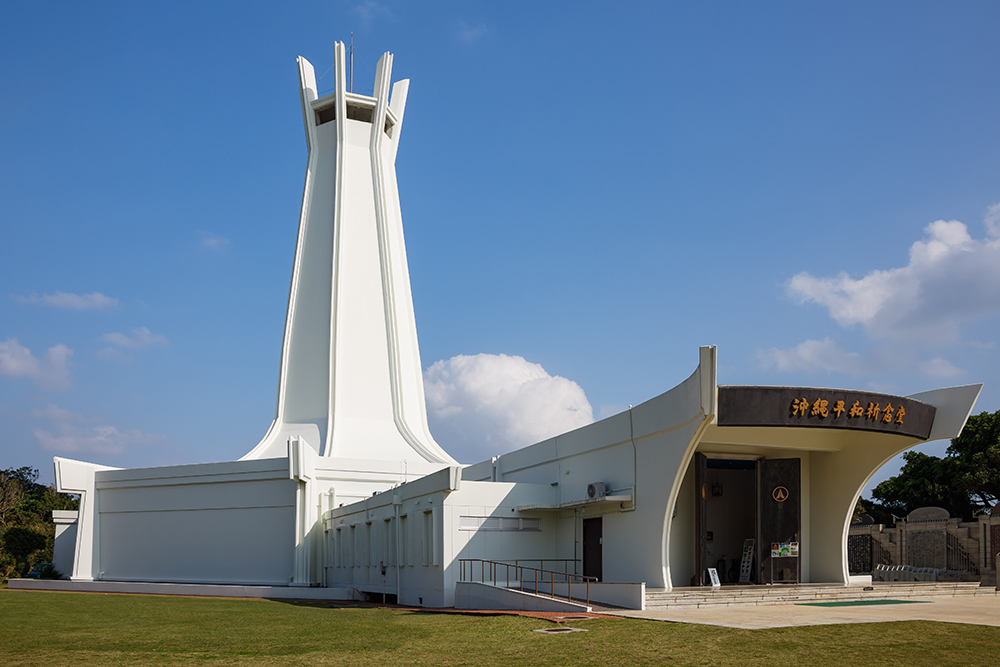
[644,582,995,609]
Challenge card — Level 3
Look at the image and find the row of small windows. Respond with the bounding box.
[314,101,395,138]
[331,513,540,569]
[332,512,432,568]
[458,516,541,532]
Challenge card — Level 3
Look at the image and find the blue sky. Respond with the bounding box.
[2,1,999,498]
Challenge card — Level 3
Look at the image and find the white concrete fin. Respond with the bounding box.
[907,383,983,441]
[53,457,119,582]
[388,79,409,162]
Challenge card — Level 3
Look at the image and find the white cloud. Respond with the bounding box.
[757,338,870,376]
[787,207,1000,345]
[599,404,629,419]
[100,327,169,350]
[758,337,966,381]
[351,0,393,26]
[457,21,488,44]
[29,403,87,422]
[424,353,594,463]
[198,230,231,251]
[0,338,72,389]
[916,357,964,379]
[985,202,1000,238]
[30,403,167,456]
[12,291,118,310]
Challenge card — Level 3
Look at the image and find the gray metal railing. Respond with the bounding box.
[947,532,979,574]
[459,558,596,608]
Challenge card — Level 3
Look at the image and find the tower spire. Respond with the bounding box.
[243,43,455,469]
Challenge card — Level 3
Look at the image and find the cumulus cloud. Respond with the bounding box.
[30,403,167,456]
[101,327,169,350]
[457,21,488,44]
[12,291,118,311]
[0,338,72,389]
[424,353,594,463]
[197,230,231,251]
[787,208,1000,345]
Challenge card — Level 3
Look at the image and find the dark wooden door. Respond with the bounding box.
[583,517,602,581]
[759,458,800,583]
[694,452,708,585]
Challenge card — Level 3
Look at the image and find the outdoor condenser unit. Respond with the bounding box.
[587,482,606,499]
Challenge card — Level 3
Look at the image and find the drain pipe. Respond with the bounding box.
[627,405,638,512]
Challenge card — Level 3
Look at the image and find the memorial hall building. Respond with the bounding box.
[36,44,982,611]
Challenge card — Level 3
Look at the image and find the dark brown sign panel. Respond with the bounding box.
[717,386,936,440]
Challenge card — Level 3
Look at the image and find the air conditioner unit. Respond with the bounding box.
[587,482,606,500]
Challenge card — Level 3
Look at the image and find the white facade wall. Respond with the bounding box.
[51,510,78,578]
[94,459,297,585]
[466,347,716,590]
[324,467,565,607]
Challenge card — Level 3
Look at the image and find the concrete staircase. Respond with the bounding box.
[644,582,995,610]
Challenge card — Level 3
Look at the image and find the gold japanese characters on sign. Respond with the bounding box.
[790,396,906,425]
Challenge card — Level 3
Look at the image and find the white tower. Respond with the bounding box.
[243,43,455,471]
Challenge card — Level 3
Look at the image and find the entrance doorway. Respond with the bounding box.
[582,517,602,581]
[696,455,757,584]
[694,456,801,585]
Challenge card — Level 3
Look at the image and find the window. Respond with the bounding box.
[400,515,409,566]
[346,102,373,124]
[423,511,433,566]
[315,105,336,126]
[383,518,393,567]
[365,522,373,567]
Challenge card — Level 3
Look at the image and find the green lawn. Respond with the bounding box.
[1,589,998,666]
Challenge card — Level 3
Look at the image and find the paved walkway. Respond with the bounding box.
[603,594,1000,629]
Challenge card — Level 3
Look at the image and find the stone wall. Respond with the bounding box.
[849,508,1000,584]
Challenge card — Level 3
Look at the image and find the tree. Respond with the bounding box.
[871,451,975,520]
[0,466,79,580]
[0,473,24,528]
[868,409,1000,521]
[947,410,1000,510]
[1,527,47,577]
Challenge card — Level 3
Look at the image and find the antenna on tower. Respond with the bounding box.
[349,33,354,94]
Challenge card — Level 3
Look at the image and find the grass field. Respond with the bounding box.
[2,589,998,666]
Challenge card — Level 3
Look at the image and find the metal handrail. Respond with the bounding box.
[458,558,596,608]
